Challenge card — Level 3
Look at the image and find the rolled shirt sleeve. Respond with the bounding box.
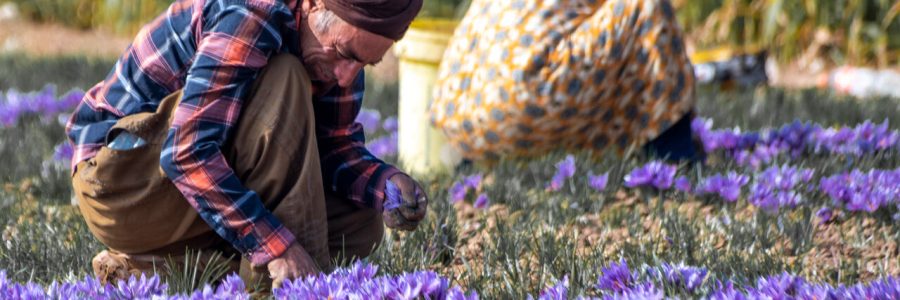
[314,71,402,212]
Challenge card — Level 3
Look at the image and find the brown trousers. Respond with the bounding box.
[72,54,383,283]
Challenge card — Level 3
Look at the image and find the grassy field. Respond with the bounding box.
[1,53,899,298]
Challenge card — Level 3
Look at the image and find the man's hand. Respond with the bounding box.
[383,173,428,231]
[266,243,319,288]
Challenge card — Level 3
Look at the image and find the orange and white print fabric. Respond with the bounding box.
[431,0,695,160]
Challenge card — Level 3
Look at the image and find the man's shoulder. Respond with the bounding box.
[199,0,296,27]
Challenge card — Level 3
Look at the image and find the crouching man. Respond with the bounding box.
[65,0,426,288]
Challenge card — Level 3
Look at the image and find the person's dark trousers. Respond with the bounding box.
[644,111,701,161]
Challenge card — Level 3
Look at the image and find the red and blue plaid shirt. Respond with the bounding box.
[65,0,400,265]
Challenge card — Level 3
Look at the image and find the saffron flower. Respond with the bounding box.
[696,171,749,202]
[368,132,399,157]
[448,173,484,204]
[356,108,381,133]
[448,181,468,204]
[383,116,398,133]
[624,161,677,190]
[597,259,637,293]
[649,263,708,292]
[749,165,815,213]
[548,155,577,191]
[463,173,483,189]
[474,193,490,210]
[273,261,472,299]
[588,172,610,192]
[603,282,663,300]
[674,176,692,193]
[384,180,402,211]
[692,117,900,167]
[820,168,900,213]
[1,85,85,128]
[52,141,74,163]
[816,207,834,225]
[532,276,568,300]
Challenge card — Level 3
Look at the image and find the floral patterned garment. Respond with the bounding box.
[431,0,695,160]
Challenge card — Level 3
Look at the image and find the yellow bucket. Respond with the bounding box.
[393,19,460,175]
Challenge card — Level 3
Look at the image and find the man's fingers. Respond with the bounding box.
[400,187,428,221]
[384,208,418,231]
[272,277,284,289]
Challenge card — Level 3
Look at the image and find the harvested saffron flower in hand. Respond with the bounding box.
[384,179,402,211]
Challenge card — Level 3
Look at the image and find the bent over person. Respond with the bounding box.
[65,0,426,288]
[432,0,697,161]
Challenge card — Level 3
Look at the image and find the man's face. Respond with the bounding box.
[300,9,394,88]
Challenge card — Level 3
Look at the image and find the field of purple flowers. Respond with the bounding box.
[1,55,900,299]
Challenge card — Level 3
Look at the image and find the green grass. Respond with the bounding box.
[1,56,900,297]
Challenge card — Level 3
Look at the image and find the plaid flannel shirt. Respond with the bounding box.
[65,0,400,265]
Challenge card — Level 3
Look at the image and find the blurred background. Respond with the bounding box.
[0,0,898,89]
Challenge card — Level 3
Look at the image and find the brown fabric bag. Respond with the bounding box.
[73,92,212,255]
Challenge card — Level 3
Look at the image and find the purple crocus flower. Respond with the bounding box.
[53,141,74,163]
[448,174,484,205]
[602,282,663,300]
[820,168,900,213]
[652,263,708,292]
[445,288,480,300]
[384,180,402,211]
[548,155,576,192]
[597,259,637,293]
[749,165,815,213]
[748,272,807,297]
[367,132,398,157]
[588,172,610,192]
[816,207,834,225]
[707,281,743,300]
[0,85,86,128]
[273,261,470,299]
[449,181,468,204]
[356,109,381,133]
[674,176,692,193]
[533,276,568,300]
[624,161,677,190]
[696,172,749,202]
[114,273,168,299]
[382,116,398,133]
[464,174,483,190]
[474,193,490,210]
